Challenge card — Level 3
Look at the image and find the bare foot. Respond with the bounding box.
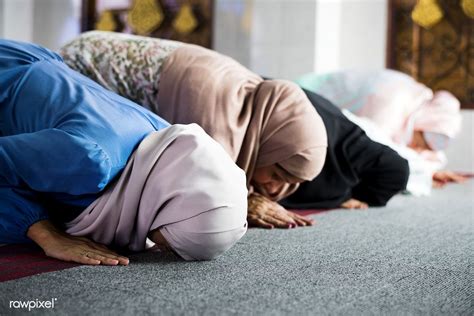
[341,198,368,209]
[432,170,468,188]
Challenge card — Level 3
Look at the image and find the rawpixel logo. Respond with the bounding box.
[9,298,57,311]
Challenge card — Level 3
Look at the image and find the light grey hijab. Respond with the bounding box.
[66,124,248,260]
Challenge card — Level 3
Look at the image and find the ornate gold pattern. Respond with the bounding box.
[461,0,474,19]
[128,0,164,35]
[411,0,444,29]
[81,0,214,48]
[388,0,474,109]
[172,3,198,34]
[95,10,117,32]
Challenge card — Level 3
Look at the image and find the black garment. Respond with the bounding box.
[280,89,409,209]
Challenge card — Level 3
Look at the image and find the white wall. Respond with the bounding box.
[213,0,253,67]
[0,0,34,43]
[0,0,81,50]
[32,0,81,50]
[214,0,388,79]
[314,0,342,74]
[214,0,318,79]
[338,0,387,70]
[0,1,3,36]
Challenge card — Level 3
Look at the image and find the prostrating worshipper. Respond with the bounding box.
[296,70,467,193]
[0,39,248,264]
[60,31,328,230]
[280,89,410,210]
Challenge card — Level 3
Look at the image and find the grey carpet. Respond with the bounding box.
[1,181,473,315]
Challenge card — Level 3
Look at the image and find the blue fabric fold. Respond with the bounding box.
[0,39,170,243]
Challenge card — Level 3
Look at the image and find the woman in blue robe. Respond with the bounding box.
[0,39,170,265]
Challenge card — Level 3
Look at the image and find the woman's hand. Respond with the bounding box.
[247,192,315,229]
[27,220,129,266]
[432,170,468,188]
[341,198,368,209]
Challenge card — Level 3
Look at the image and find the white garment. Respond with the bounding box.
[342,110,445,196]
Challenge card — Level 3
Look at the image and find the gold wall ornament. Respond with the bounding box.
[388,0,474,108]
[461,0,474,19]
[172,3,198,34]
[411,0,444,29]
[128,0,164,35]
[95,10,117,32]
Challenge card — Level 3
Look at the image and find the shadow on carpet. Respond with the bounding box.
[0,244,80,282]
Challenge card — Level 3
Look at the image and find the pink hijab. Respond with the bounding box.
[415,91,461,138]
[297,70,462,148]
[66,124,248,261]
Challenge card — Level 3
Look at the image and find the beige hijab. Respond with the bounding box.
[66,124,248,261]
[156,45,327,199]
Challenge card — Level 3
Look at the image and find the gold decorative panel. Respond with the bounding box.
[173,3,198,34]
[411,0,444,29]
[387,0,474,108]
[81,0,213,48]
[128,0,164,35]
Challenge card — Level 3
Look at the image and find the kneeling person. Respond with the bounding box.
[0,39,247,263]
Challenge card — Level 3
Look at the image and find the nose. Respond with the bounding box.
[265,181,283,195]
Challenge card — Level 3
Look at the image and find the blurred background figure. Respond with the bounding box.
[296,70,467,195]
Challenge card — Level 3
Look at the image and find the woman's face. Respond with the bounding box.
[408,130,431,152]
[251,165,301,197]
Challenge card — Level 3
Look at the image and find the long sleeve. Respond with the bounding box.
[0,129,112,195]
[0,39,171,244]
[0,186,48,244]
[1,40,169,196]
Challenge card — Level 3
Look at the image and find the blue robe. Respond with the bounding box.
[0,39,169,243]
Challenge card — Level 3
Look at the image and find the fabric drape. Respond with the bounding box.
[156,45,327,199]
[281,90,409,209]
[66,124,248,261]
